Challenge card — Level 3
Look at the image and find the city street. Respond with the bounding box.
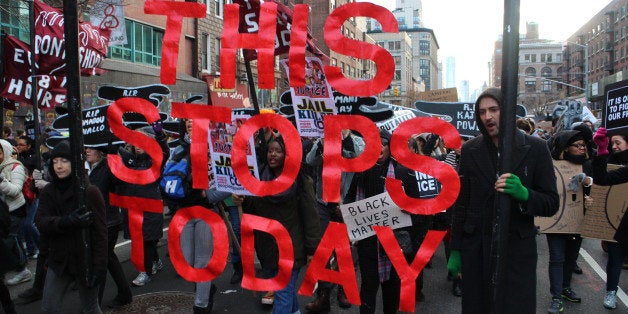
[7,216,628,313]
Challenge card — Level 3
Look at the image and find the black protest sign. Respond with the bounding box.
[24,120,35,140]
[97,84,171,107]
[552,100,584,130]
[414,172,441,198]
[52,104,124,148]
[414,101,527,138]
[604,79,628,134]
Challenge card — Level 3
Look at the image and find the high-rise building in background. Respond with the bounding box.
[445,56,456,88]
[458,80,470,102]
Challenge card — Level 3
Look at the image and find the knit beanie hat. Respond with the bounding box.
[49,140,72,160]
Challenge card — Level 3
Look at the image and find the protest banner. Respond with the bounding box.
[340,191,413,241]
[90,0,127,46]
[603,79,628,134]
[580,164,628,241]
[414,101,527,138]
[535,160,585,233]
[208,108,260,195]
[281,57,336,137]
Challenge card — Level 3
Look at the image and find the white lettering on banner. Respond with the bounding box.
[13,48,26,63]
[340,191,413,241]
[7,79,23,95]
[79,47,104,69]
[35,35,65,59]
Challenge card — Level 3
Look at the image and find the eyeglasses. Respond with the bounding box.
[570,143,586,149]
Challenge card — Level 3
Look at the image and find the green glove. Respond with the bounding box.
[447,250,461,275]
[503,174,529,202]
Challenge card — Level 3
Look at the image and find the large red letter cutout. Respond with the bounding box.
[107,98,163,185]
[170,103,232,189]
[168,206,229,282]
[109,194,163,272]
[322,115,380,203]
[232,113,301,196]
[388,117,461,215]
[220,2,277,89]
[375,227,445,312]
[299,222,360,305]
[144,1,207,84]
[240,214,293,291]
[287,4,308,87]
[324,3,396,96]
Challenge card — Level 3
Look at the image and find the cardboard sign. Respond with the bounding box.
[340,191,413,241]
[603,79,628,134]
[535,160,585,233]
[417,87,458,102]
[580,164,628,241]
[204,75,250,108]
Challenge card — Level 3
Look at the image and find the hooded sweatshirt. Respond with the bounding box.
[0,139,26,211]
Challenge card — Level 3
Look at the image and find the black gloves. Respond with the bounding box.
[315,139,324,156]
[342,135,354,153]
[59,208,93,229]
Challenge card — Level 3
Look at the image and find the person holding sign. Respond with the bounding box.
[543,130,594,313]
[233,135,321,314]
[343,130,421,314]
[449,88,559,314]
[592,128,628,310]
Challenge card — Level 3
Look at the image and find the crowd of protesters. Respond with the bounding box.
[0,86,626,314]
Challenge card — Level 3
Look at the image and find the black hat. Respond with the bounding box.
[379,129,391,145]
[49,140,72,161]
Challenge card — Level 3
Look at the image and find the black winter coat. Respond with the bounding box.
[36,182,107,285]
[88,158,122,228]
[450,131,559,314]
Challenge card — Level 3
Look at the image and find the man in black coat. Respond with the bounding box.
[448,88,559,313]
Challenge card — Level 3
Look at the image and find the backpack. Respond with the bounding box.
[159,155,191,199]
[11,163,35,204]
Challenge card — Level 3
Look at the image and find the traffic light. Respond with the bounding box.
[393,86,399,96]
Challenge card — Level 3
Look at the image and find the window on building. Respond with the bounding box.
[109,20,164,66]
[394,56,401,65]
[541,67,552,77]
[214,0,224,18]
[214,38,221,70]
[524,54,537,62]
[420,41,430,55]
[541,81,552,92]
[201,34,210,71]
[394,69,401,80]
[525,80,536,92]
[331,58,337,66]
[555,53,562,63]
[0,0,29,42]
[540,53,552,63]
[525,67,536,77]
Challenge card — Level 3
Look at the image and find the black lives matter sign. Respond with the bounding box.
[604,80,628,133]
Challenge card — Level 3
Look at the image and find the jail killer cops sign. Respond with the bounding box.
[340,192,412,241]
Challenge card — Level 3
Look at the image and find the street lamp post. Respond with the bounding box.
[566,41,588,103]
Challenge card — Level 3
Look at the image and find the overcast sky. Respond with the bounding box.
[363,0,612,92]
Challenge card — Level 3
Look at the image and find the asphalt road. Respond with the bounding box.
[6,219,628,313]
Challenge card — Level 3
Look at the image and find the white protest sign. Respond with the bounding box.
[340,191,413,241]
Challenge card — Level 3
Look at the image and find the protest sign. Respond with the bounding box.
[417,87,458,102]
[535,160,585,233]
[414,172,441,198]
[208,108,260,195]
[580,164,627,241]
[340,191,413,241]
[281,57,336,137]
[414,101,527,138]
[90,0,127,46]
[204,75,250,108]
[603,79,628,134]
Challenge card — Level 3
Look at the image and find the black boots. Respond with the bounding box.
[337,286,351,308]
[230,262,243,284]
[193,284,217,313]
[305,287,330,312]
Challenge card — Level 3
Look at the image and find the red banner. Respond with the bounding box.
[34,0,111,76]
[232,0,327,62]
[0,35,66,108]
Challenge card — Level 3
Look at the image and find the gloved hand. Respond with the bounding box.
[503,174,529,202]
[32,169,43,181]
[84,269,107,288]
[568,173,586,192]
[342,135,354,153]
[593,127,609,156]
[447,250,461,275]
[315,139,324,156]
[151,120,164,135]
[59,208,93,229]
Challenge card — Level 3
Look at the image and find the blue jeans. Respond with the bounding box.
[546,234,582,297]
[40,268,101,313]
[181,218,214,308]
[226,206,241,264]
[606,242,626,292]
[272,268,301,314]
[18,199,39,255]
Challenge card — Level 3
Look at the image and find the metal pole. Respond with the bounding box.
[0,31,5,134]
[62,0,91,286]
[244,59,260,114]
[490,0,519,312]
[29,0,41,169]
